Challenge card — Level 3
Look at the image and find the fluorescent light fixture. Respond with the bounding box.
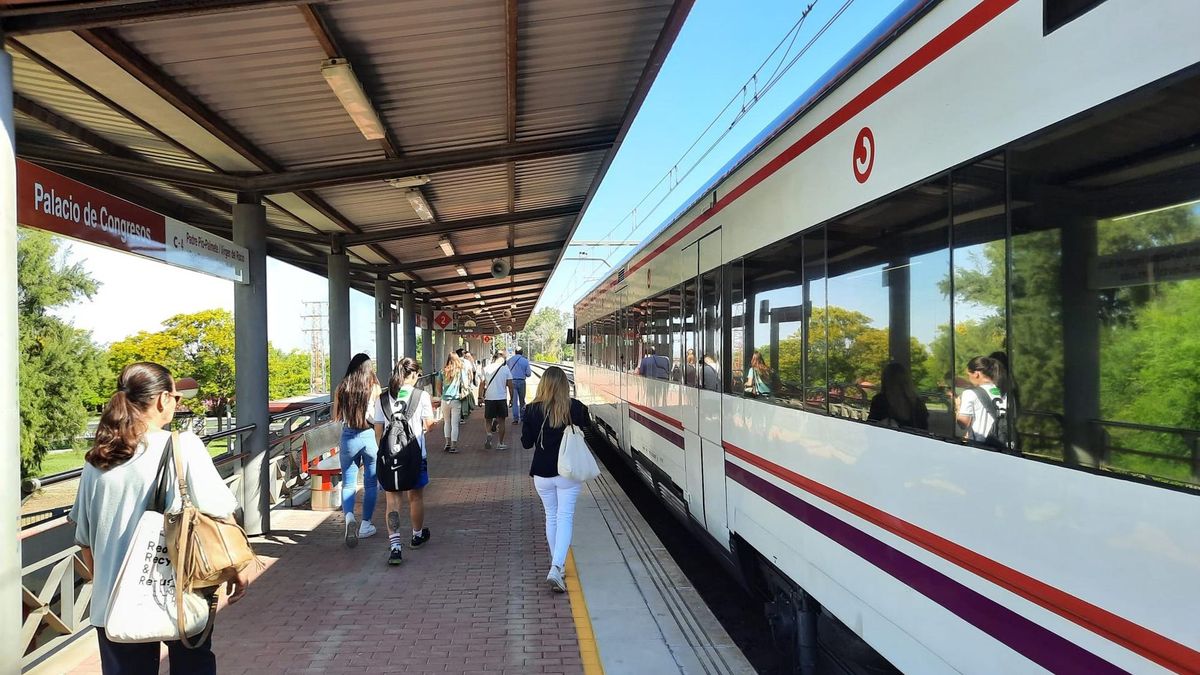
[466,281,476,290]
[474,292,482,300]
[455,265,468,277]
[387,175,432,189]
[408,189,436,223]
[438,236,455,257]
[321,58,385,141]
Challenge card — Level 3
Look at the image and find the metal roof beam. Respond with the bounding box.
[439,279,546,303]
[0,1,302,36]
[250,131,616,194]
[380,240,564,275]
[17,143,241,190]
[417,263,555,289]
[343,203,582,246]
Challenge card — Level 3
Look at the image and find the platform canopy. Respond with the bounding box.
[0,0,692,330]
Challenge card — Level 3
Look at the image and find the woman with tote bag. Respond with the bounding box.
[70,362,247,674]
[520,366,594,593]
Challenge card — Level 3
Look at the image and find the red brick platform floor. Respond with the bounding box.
[61,406,585,674]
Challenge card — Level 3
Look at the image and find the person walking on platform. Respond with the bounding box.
[507,346,531,425]
[480,351,514,450]
[521,366,592,592]
[71,362,247,673]
[374,357,437,565]
[440,352,470,453]
[334,353,381,548]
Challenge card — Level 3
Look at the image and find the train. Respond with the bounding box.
[571,1,1200,673]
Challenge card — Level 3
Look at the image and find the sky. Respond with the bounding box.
[536,0,908,314]
[48,0,907,354]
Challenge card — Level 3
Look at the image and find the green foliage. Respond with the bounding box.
[17,230,107,475]
[269,346,312,399]
[522,308,570,362]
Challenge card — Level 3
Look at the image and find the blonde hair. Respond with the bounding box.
[443,353,463,383]
[532,366,572,428]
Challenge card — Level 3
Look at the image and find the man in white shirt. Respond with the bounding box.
[479,352,514,450]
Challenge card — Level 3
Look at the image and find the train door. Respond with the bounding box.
[683,230,728,542]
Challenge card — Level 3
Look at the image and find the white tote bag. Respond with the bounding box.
[104,509,211,643]
[557,424,601,482]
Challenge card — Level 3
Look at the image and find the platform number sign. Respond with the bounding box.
[853,126,875,184]
[433,310,454,330]
[482,335,492,344]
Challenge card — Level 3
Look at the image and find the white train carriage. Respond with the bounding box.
[573,0,1200,673]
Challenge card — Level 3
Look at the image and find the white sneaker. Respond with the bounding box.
[344,513,358,548]
[547,565,566,593]
[496,443,509,451]
[358,521,377,539]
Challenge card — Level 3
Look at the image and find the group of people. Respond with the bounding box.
[331,347,589,590]
[435,346,531,453]
[69,354,590,673]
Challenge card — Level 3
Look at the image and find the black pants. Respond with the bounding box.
[95,626,216,675]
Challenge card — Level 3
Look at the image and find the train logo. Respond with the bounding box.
[853,126,875,183]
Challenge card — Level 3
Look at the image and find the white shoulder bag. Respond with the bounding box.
[556,423,600,483]
[104,436,212,643]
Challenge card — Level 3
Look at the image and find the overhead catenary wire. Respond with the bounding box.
[550,0,858,314]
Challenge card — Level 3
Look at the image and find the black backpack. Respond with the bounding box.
[376,389,424,492]
[972,386,1015,454]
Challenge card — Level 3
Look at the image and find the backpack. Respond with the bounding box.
[972,386,1014,453]
[377,389,424,492]
[442,371,462,401]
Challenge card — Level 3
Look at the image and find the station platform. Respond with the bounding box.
[39,378,753,675]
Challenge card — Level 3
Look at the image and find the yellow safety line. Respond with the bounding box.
[565,550,605,675]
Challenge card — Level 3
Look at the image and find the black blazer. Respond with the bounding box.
[521,399,591,477]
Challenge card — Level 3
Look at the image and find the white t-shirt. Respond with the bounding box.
[481,362,512,401]
[373,387,435,457]
[959,384,1007,442]
[70,430,239,627]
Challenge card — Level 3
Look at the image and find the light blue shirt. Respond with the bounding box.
[507,354,531,380]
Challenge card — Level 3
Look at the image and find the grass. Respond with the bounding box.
[35,436,234,478]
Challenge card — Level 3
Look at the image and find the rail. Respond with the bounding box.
[17,400,335,670]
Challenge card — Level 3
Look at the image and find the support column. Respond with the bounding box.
[234,194,270,535]
[1061,216,1100,468]
[328,243,350,392]
[392,304,400,366]
[1,39,23,668]
[375,274,392,385]
[421,302,434,375]
[402,284,416,360]
[887,256,911,369]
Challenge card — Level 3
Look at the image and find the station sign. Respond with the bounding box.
[17,159,249,284]
[1091,240,1200,289]
[433,310,455,330]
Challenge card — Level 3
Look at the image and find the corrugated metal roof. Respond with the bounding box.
[7,0,692,327]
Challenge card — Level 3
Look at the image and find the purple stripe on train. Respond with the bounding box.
[628,409,685,448]
[725,462,1127,675]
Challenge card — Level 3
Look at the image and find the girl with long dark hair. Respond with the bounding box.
[373,357,437,565]
[956,355,1010,446]
[71,362,245,673]
[867,362,929,430]
[744,351,772,397]
[333,353,381,547]
[521,367,591,592]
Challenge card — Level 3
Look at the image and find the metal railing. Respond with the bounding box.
[18,400,337,670]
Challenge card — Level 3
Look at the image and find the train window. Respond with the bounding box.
[1044,0,1111,34]
[728,258,745,395]
[633,291,673,379]
[803,227,829,414]
[824,175,951,433]
[741,236,805,406]
[680,276,699,387]
[1008,68,1200,488]
[951,155,1008,447]
[697,233,723,392]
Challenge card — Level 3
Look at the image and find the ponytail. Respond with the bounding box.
[967,355,1010,397]
[388,357,421,398]
[87,362,174,470]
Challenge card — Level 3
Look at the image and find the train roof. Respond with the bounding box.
[576,0,936,309]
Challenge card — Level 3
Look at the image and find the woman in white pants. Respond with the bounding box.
[521,367,591,591]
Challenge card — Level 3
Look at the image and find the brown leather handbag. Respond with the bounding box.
[164,431,258,647]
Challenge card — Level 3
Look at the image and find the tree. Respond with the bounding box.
[17,230,107,475]
[522,308,570,361]
[269,346,312,399]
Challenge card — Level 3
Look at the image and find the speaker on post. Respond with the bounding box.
[490,258,511,279]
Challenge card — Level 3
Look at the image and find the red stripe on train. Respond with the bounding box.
[723,442,1199,674]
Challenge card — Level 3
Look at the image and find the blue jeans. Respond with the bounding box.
[511,379,527,421]
[339,426,378,520]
